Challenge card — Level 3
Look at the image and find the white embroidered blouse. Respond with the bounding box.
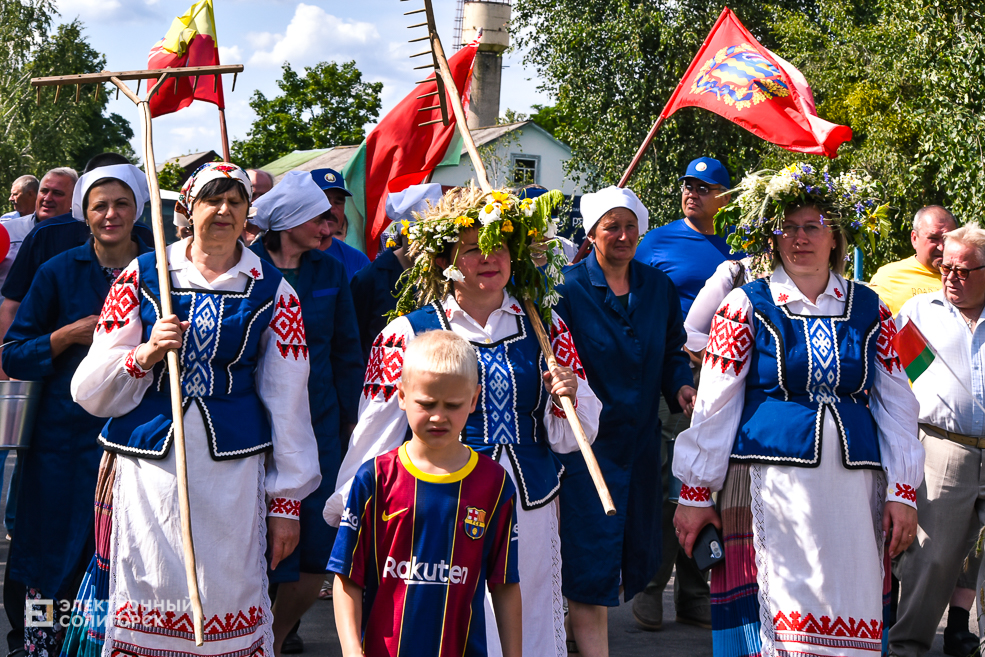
[70,240,321,518]
[672,266,924,509]
[324,292,602,525]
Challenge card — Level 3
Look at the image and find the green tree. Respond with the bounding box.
[0,4,135,209]
[231,61,383,169]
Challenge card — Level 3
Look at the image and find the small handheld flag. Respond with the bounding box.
[892,320,936,381]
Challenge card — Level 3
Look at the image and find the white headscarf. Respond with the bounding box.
[386,183,443,224]
[72,164,149,222]
[250,170,331,232]
[579,186,650,236]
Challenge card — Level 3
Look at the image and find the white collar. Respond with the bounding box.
[769,265,847,306]
[167,237,265,281]
[441,292,526,321]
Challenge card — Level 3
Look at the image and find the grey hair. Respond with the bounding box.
[12,174,38,193]
[913,205,956,234]
[943,222,985,265]
[44,167,79,183]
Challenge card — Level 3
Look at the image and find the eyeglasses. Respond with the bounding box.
[779,223,826,239]
[681,182,723,197]
[940,263,985,280]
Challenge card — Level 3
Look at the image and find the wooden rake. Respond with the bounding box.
[31,63,244,647]
[409,3,615,515]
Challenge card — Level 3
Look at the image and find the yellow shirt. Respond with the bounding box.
[868,255,942,316]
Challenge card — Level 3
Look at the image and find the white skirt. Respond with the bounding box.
[483,453,566,657]
[104,405,273,657]
[752,411,886,656]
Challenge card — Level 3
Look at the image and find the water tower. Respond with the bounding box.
[455,0,510,128]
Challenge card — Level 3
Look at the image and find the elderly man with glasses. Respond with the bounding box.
[630,157,739,631]
[890,222,985,657]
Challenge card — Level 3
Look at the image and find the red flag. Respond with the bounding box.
[147,0,224,118]
[662,7,851,158]
[344,39,479,259]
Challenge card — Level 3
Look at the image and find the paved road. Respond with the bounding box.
[0,454,968,656]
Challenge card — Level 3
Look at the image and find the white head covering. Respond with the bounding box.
[72,164,149,222]
[250,170,331,232]
[579,186,649,236]
[386,183,443,224]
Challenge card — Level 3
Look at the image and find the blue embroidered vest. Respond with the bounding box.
[406,302,562,509]
[99,253,281,460]
[733,278,883,469]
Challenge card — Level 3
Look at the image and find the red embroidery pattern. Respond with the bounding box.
[250,268,261,279]
[445,308,453,320]
[834,288,843,299]
[115,601,263,640]
[550,318,586,380]
[510,304,523,315]
[773,610,883,639]
[876,305,903,374]
[704,304,753,376]
[550,399,577,419]
[98,270,139,334]
[777,293,789,304]
[270,294,308,360]
[124,348,148,379]
[363,332,406,401]
[269,498,301,517]
[894,483,917,503]
[679,484,711,503]
[112,642,263,657]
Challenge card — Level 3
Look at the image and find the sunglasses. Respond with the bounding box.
[681,182,723,197]
[941,263,985,280]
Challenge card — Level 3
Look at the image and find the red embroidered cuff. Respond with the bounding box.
[678,484,713,506]
[888,483,917,508]
[550,398,578,419]
[269,498,301,518]
[124,348,150,379]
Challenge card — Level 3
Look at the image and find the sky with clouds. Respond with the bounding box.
[52,0,551,166]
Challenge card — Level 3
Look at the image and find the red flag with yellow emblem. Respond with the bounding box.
[147,0,224,118]
[662,7,851,158]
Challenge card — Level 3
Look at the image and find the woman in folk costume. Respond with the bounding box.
[551,187,695,657]
[2,164,151,657]
[672,164,924,657]
[69,162,320,657]
[249,171,364,654]
[325,186,602,657]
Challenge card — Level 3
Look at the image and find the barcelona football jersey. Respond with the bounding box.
[328,444,519,657]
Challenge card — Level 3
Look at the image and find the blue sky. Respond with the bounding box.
[53,0,550,165]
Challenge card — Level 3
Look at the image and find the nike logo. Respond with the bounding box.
[382,508,409,522]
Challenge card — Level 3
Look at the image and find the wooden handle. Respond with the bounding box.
[129,83,205,647]
[523,299,616,516]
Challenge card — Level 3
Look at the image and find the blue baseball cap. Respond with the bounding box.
[678,157,730,189]
[310,168,352,197]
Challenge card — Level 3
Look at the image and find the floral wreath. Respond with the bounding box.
[714,162,890,271]
[390,185,567,323]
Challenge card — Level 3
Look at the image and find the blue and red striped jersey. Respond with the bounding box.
[329,444,519,657]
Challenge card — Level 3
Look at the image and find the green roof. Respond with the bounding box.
[261,149,330,177]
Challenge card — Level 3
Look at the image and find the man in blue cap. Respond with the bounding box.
[310,168,370,281]
[631,157,738,632]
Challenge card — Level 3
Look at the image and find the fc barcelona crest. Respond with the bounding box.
[463,507,487,540]
[691,43,790,111]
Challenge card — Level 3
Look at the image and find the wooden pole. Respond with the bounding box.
[110,74,206,647]
[424,6,616,514]
[218,108,231,162]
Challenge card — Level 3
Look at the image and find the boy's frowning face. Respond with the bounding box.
[398,369,479,449]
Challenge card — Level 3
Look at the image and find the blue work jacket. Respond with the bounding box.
[2,236,150,598]
[553,251,694,605]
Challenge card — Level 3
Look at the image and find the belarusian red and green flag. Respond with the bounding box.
[893,320,936,381]
[342,38,480,258]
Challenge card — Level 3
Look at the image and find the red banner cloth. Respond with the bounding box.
[147,0,224,118]
[358,40,478,258]
[662,7,851,158]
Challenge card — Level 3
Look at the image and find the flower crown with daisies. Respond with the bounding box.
[714,162,891,270]
[390,185,566,323]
